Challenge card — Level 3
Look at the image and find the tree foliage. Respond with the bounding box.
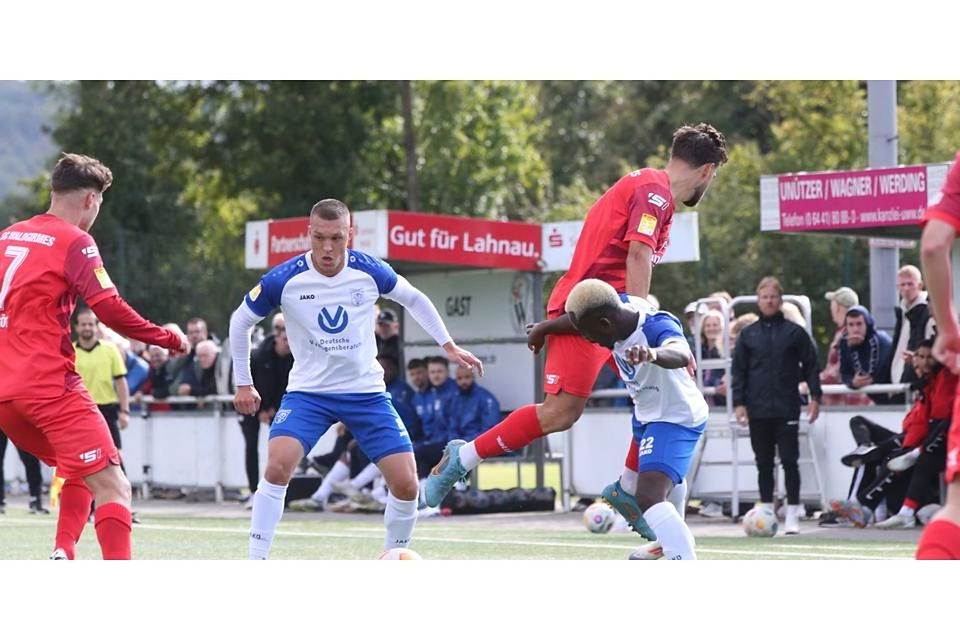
[2,79,960,352]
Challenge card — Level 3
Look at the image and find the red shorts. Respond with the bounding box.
[543,333,616,398]
[0,389,120,480]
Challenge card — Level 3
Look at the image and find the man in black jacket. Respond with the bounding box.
[238,314,293,505]
[732,276,822,534]
[890,265,936,386]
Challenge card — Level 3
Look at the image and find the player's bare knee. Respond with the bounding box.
[391,477,419,502]
[263,462,293,486]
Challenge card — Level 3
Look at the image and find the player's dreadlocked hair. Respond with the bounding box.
[565,279,621,326]
[670,123,728,167]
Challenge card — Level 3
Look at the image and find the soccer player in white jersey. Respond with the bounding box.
[566,279,708,560]
[230,199,483,559]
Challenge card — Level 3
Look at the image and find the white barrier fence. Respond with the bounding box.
[3,386,913,511]
[2,396,338,501]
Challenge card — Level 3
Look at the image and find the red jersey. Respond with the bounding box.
[922,151,960,230]
[547,169,674,317]
[0,214,119,400]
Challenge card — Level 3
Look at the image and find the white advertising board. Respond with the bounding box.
[402,270,535,343]
[539,212,700,272]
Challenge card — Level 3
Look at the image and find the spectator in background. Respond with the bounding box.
[890,265,936,387]
[708,290,734,319]
[839,305,896,404]
[407,357,428,394]
[178,339,232,407]
[698,309,726,405]
[732,276,822,534]
[781,301,807,329]
[144,345,174,400]
[376,308,401,364]
[169,317,210,386]
[104,331,149,410]
[379,355,420,441]
[238,314,293,506]
[830,340,952,527]
[0,432,48,514]
[411,357,457,484]
[820,287,870,407]
[73,308,130,474]
[447,365,501,443]
[728,312,758,354]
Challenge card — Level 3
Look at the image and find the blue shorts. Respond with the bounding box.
[631,418,706,484]
[270,391,413,463]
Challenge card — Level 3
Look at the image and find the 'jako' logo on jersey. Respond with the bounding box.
[318,306,349,334]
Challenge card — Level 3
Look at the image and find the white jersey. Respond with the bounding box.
[237,250,450,395]
[612,296,709,427]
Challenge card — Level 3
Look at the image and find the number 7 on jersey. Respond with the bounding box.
[0,246,30,311]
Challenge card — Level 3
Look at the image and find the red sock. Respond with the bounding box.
[624,438,640,472]
[55,478,93,560]
[474,405,544,459]
[94,502,133,560]
[903,498,919,512]
[916,520,960,560]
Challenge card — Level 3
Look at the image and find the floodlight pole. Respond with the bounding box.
[867,80,900,334]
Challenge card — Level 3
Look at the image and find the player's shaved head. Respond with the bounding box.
[52,153,113,194]
[310,198,351,221]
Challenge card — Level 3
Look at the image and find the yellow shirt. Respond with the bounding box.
[73,340,127,405]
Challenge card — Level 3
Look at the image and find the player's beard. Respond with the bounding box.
[682,182,708,207]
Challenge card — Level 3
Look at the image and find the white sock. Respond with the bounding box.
[312,460,350,501]
[620,468,639,496]
[384,494,419,549]
[249,479,287,560]
[350,463,381,490]
[668,479,688,520]
[644,501,697,560]
[459,441,482,471]
[899,505,916,518]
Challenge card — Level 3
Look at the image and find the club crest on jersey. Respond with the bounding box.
[93,267,114,289]
[638,213,658,236]
[614,353,636,379]
[351,288,364,307]
[318,306,349,334]
[274,409,292,424]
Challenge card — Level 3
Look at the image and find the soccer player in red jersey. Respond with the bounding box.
[917,150,960,559]
[425,124,728,512]
[0,153,188,560]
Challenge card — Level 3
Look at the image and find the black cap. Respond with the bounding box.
[378,308,398,323]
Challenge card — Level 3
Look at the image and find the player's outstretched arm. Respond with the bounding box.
[625,339,690,369]
[524,314,579,354]
[90,295,188,354]
[229,301,264,415]
[384,275,484,376]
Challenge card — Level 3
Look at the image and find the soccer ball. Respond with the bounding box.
[583,502,616,534]
[378,547,423,560]
[743,505,779,537]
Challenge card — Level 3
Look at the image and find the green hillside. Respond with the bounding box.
[0,81,56,198]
